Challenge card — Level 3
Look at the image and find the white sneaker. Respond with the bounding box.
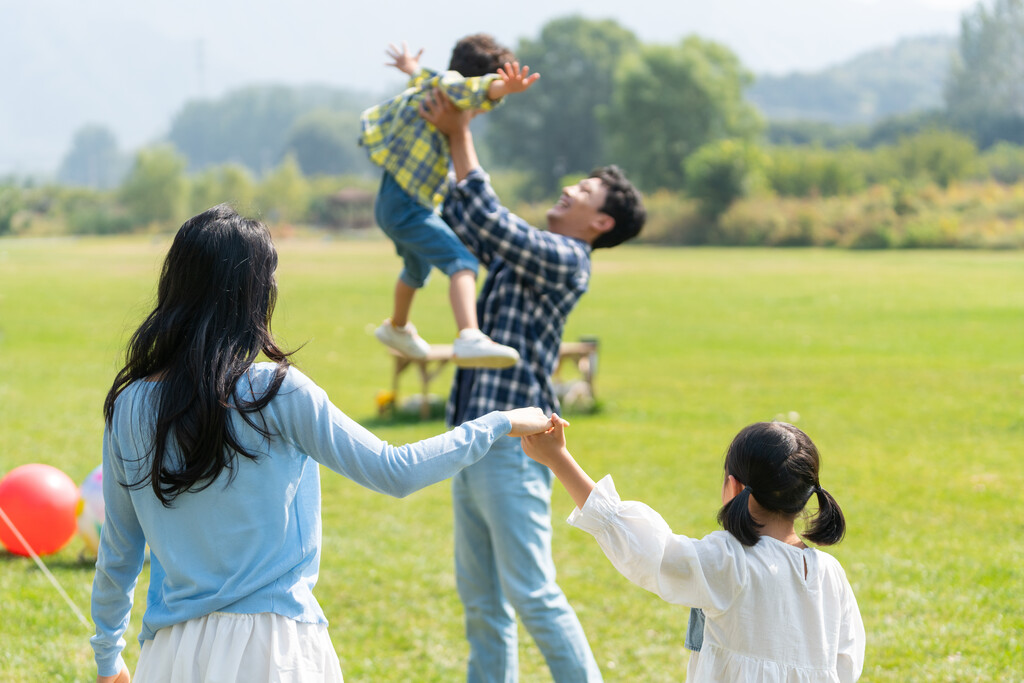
[453,329,520,368]
[375,319,431,359]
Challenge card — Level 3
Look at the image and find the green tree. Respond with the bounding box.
[0,184,22,236]
[189,163,257,215]
[256,154,308,223]
[894,129,977,187]
[979,141,1024,182]
[684,139,764,221]
[119,145,188,226]
[946,0,1024,145]
[57,125,125,189]
[283,109,373,176]
[484,16,640,196]
[168,86,376,173]
[605,36,762,191]
[764,146,866,197]
[59,188,133,235]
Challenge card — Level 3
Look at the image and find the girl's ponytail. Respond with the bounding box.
[802,485,846,546]
[717,486,763,546]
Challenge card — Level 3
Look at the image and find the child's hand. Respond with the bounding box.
[497,61,540,94]
[386,41,423,75]
[521,414,571,467]
[504,407,557,437]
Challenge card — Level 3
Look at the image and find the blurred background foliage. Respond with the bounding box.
[4,1,1024,247]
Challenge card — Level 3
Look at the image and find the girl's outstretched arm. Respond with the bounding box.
[521,416,596,509]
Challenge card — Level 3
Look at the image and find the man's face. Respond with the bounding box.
[546,177,610,239]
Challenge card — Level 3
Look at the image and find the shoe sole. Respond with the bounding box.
[453,354,519,369]
[375,331,429,359]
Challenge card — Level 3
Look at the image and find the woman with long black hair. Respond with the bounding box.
[90,204,554,682]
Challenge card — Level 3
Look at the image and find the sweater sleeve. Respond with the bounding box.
[270,368,511,497]
[90,425,147,677]
[568,475,746,612]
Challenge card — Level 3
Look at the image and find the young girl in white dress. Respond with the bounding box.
[90,205,556,683]
[522,418,865,682]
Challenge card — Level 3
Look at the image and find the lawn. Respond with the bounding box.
[0,235,1021,681]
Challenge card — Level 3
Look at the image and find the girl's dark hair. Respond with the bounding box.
[103,204,293,506]
[716,422,846,547]
[448,33,515,78]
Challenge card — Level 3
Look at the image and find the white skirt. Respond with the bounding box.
[134,612,344,683]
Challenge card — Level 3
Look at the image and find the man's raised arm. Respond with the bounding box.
[419,89,480,182]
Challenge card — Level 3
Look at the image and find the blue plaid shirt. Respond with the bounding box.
[443,168,592,426]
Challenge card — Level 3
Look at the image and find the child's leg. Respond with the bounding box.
[374,173,517,367]
[391,279,418,329]
[447,269,519,369]
[449,269,478,332]
[373,174,433,358]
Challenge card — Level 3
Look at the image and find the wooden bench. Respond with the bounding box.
[385,339,599,419]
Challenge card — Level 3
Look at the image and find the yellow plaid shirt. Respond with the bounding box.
[360,68,501,209]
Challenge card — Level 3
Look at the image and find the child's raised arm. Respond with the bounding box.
[521,416,596,509]
[487,61,540,100]
[386,41,424,76]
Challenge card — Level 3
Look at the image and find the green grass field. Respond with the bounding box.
[1,236,1022,681]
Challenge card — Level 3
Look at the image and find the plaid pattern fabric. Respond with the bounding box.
[359,68,500,209]
[443,169,592,426]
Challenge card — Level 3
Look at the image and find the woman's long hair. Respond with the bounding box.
[717,422,846,547]
[103,205,292,506]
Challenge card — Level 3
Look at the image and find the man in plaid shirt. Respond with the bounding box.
[423,91,646,682]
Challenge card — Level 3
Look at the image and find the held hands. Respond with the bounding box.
[386,41,423,75]
[497,61,540,94]
[503,408,560,437]
[522,416,596,509]
[520,414,571,468]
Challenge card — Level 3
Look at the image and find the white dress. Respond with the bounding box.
[133,612,344,683]
[568,476,865,682]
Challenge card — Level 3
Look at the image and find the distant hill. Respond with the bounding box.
[746,35,957,125]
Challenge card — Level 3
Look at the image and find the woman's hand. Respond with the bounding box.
[503,407,557,437]
[98,666,130,683]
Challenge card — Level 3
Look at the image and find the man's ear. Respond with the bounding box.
[591,213,615,235]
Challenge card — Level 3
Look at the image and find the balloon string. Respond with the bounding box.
[0,504,91,629]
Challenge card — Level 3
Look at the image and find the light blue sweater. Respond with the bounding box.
[91,363,512,676]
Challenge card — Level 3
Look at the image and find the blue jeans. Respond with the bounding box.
[452,435,603,683]
[375,171,478,289]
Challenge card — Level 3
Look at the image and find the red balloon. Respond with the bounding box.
[0,464,80,557]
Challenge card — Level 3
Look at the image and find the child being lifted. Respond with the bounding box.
[359,35,539,367]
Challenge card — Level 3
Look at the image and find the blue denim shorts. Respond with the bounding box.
[374,171,478,289]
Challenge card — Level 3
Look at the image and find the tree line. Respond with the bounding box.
[4,1,1024,243]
